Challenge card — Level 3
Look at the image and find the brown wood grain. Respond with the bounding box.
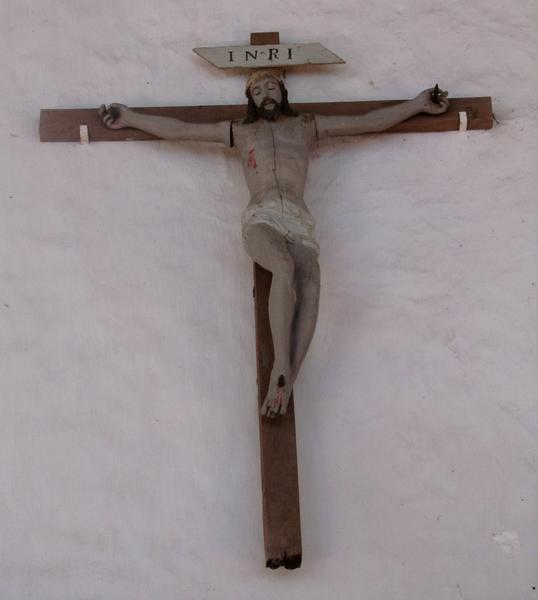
[250,32,280,45]
[253,263,302,569]
[39,96,492,142]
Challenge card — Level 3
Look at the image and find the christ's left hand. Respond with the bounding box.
[414,87,450,115]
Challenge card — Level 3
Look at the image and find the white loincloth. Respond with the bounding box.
[241,198,320,254]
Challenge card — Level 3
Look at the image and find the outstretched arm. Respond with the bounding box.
[99,103,230,145]
[315,88,449,140]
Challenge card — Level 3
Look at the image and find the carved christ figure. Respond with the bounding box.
[99,71,449,418]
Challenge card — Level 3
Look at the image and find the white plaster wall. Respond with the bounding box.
[1,1,537,599]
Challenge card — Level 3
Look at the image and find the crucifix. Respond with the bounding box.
[40,31,493,569]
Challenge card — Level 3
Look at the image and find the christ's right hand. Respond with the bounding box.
[99,103,132,129]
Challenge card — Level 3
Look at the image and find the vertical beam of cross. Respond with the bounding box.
[250,31,302,570]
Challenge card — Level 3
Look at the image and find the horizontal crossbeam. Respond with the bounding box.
[39,96,492,142]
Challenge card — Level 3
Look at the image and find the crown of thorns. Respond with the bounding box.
[245,70,282,93]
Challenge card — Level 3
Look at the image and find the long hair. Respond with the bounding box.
[243,81,298,124]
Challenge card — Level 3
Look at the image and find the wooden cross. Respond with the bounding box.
[39,31,493,570]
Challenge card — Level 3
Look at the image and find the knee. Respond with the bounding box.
[271,254,295,285]
[243,225,294,279]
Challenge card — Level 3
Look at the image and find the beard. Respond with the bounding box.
[257,97,282,120]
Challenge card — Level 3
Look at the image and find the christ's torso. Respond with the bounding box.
[232,114,317,212]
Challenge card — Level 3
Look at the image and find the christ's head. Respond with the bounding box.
[243,71,297,124]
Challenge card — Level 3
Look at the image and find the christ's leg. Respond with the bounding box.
[287,243,320,386]
[244,223,296,418]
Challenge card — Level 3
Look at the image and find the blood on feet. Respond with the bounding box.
[261,373,290,418]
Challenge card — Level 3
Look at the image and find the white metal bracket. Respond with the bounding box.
[79,125,89,145]
[459,111,468,132]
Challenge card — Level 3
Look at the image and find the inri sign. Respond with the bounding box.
[193,43,345,69]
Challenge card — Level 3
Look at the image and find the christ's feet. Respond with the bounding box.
[261,372,292,418]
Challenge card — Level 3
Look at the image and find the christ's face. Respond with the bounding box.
[250,76,283,119]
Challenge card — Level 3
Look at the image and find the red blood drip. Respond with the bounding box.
[247,148,257,169]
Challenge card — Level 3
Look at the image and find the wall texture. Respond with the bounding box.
[1,1,537,599]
